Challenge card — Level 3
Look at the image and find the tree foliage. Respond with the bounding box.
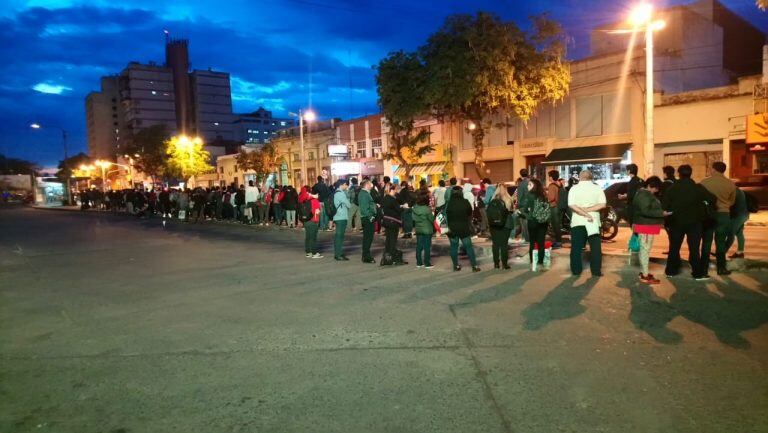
[235,142,281,184]
[420,12,570,177]
[165,135,213,180]
[123,124,171,181]
[56,152,91,180]
[0,154,39,175]
[375,51,435,179]
[759,0,767,10]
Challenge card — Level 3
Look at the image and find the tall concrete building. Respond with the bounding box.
[118,62,177,142]
[85,76,124,159]
[191,69,236,142]
[233,107,295,147]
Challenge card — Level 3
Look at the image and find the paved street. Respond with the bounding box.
[1,205,767,433]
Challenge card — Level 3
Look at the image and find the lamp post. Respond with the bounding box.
[290,109,316,187]
[31,122,71,204]
[628,3,665,177]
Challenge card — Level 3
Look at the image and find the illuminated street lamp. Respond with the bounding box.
[31,122,71,203]
[289,109,317,186]
[628,2,665,176]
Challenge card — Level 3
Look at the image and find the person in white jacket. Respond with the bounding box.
[244,180,260,224]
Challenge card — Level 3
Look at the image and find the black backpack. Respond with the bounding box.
[486,199,508,227]
[324,195,337,218]
[299,200,313,223]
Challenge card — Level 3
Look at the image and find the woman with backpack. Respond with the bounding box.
[298,186,323,259]
[412,192,435,269]
[486,184,514,269]
[520,178,551,270]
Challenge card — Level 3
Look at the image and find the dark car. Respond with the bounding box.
[604,182,629,223]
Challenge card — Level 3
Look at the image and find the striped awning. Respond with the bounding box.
[394,162,446,176]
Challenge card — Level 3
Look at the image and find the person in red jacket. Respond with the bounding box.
[299,186,323,258]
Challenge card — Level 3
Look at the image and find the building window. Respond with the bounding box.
[371,138,382,158]
[308,151,315,160]
[554,99,570,139]
[356,140,367,159]
[293,153,300,162]
[280,121,286,126]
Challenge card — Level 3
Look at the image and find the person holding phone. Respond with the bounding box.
[631,176,671,284]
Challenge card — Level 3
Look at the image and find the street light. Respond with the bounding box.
[31,122,71,204]
[289,109,317,186]
[627,2,665,177]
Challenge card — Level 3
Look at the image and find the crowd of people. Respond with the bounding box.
[74,161,756,281]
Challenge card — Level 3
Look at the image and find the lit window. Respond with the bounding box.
[280,121,286,126]
[151,91,157,95]
[214,122,219,126]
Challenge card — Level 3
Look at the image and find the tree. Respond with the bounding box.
[759,0,767,10]
[236,143,281,186]
[420,12,570,177]
[165,135,213,180]
[56,153,91,181]
[375,50,435,180]
[0,155,39,175]
[123,124,171,182]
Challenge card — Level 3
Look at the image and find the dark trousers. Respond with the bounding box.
[490,227,511,266]
[274,204,284,225]
[334,219,347,258]
[701,213,730,271]
[384,225,400,256]
[549,207,563,243]
[362,218,375,260]
[449,236,477,267]
[304,221,319,254]
[665,223,703,277]
[402,209,413,235]
[416,234,432,266]
[570,225,602,276]
[528,221,549,264]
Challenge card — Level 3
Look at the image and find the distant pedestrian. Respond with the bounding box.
[620,163,643,226]
[567,170,606,277]
[547,170,563,248]
[299,187,323,259]
[486,184,513,269]
[726,187,749,259]
[412,192,435,269]
[516,169,531,243]
[631,176,670,284]
[433,179,447,216]
[381,184,407,265]
[520,178,551,270]
[333,180,351,261]
[446,186,480,272]
[347,177,362,231]
[358,180,378,264]
[700,161,737,276]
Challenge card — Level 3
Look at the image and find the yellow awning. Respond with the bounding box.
[394,162,446,176]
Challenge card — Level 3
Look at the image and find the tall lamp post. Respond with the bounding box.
[628,3,665,177]
[290,109,316,187]
[30,123,71,204]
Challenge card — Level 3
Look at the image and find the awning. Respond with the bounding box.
[394,162,447,176]
[543,143,631,165]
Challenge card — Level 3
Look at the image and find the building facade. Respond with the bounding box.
[190,69,236,142]
[335,114,389,181]
[85,76,124,159]
[272,120,337,187]
[233,107,295,147]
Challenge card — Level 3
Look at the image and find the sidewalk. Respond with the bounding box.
[27,204,768,268]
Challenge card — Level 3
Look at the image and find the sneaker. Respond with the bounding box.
[416,265,424,269]
[311,253,323,259]
[717,268,732,276]
[472,266,481,273]
[306,253,312,258]
[494,263,500,269]
[694,275,711,281]
[729,252,744,259]
[453,266,462,272]
[425,264,434,269]
[502,264,511,270]
[362,258,376,264]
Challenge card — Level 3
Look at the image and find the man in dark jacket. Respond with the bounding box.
[358,180,377,263]
[661,164,716,280]
[446,186,480,272]
[312,176,330,230]
[620,163,643,225]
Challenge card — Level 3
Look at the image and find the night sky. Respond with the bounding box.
[2,0,766,167]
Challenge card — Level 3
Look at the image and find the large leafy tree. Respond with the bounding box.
[165,135,213,180]
[0,154,39,175]
[236,142,281,186]
[123,124,171,182]
[375,51,435,179]
[56,153,91,181]
[420,13,570,177]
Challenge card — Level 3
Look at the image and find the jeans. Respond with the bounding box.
[416,234,432,266]
[285,209,296,227]
[549,207,562,243]
[725,214,748,253]
[334,219,347,258]
[348,203,361,230]
[304,221,319,254]
[402,209,413,235]
[384,225,400,256]
[256,203,267,223]
[319,203,329,230]
[528,220,549,264]
[638,233,655,275]
[449,236,477,268]
[362,218,375,261]
[519,216,530,242]
[570,226,602,276]
[490,227,511,266]
[666,223,704,277]
[274,204,284,226]
[478,207,489,234]
[701,213,730,271]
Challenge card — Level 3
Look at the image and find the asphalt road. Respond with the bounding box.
[1,205,767,433]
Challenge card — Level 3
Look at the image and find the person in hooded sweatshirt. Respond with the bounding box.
[446,186,480,272]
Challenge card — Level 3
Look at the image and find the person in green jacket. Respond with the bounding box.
[632,176,671,284]
[412,192,436,268]
[358,179,378,264]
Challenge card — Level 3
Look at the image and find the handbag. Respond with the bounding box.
[628,233,641,253]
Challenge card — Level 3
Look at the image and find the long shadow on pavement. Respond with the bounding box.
[521,275,599,331]
[619,271,768,349]
[448,269,539,310]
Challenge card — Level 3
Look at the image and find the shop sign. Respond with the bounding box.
[328,145,349,156]
[746,113,768,144]
[521,141,544,149]
[748,143,767,152]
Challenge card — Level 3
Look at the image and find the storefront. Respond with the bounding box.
[393,162,447,186]
[543,143,632,188]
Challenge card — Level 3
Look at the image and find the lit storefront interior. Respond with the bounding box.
[543,143,632,188]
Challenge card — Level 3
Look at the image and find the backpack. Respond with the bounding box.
[557,185,568,211]
[324,195,337,218]
[299,200,313,223]
[531,199,551,224]
[351,186,361,206]
[486,199,508,228]
[746,192,759,213]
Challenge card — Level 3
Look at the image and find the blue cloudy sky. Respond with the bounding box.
[1,0,766,166]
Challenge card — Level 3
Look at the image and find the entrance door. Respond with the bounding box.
[664,151,722,182]
[526,155,546,181]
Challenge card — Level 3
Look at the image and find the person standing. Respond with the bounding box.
[433,179,447,216]
[477,177,494,237]
[520,179,551,270]
[312,177,329,230]
[235,184,246,223]
[398,182,415,238]
[358,180,377,264]
[282,185,299,228]
[659,165,676,253]
[412,193,435,269]
[381,185,407,265]
[333,180,351,261]
[346,177,362,231]
[547,170,563,248]
[487,184,513,269]
[245,180,259,225]
[700,162,737,276]
[662,164,714,280]
[516,169,531,243]
[446,186,480,272]
[725,187,749,259]
[299,187,323,259]
[620,163,643,226]
[632,176,670,284]
[568,170,606,277]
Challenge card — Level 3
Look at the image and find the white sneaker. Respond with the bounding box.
[306,253,312,258]
[425,265,434,269]
[416,265,424,269]
[312,253,323,259]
